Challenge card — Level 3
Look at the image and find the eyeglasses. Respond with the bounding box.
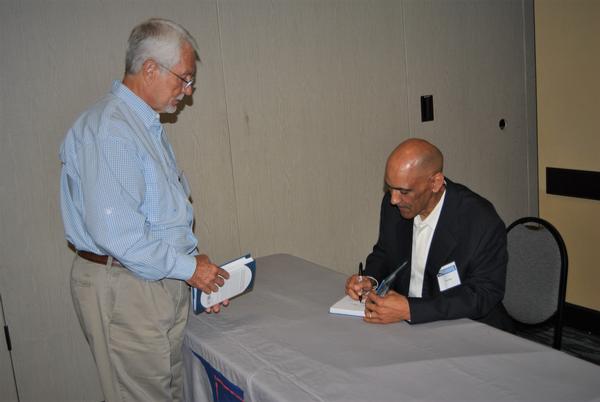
[157,62,194,89]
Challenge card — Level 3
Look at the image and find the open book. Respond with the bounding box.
[192,254,256,314]
[329,295,365,317]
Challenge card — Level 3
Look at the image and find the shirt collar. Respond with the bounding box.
[110,80,161,131]
[414,187,446,230]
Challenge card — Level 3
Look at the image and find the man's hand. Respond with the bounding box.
[364,290,410,324]
[345,274,374,301]
[186,254,229,294]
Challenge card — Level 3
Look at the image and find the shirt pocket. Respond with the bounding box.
[142,158,180,224]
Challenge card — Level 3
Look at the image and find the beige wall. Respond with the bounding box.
[535,0,600,311]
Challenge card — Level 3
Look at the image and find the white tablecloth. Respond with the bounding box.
[183,254,600,401]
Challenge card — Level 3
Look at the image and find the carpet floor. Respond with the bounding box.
[516,324,600,365]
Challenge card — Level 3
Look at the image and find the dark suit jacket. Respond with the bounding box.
[365,179,514,331]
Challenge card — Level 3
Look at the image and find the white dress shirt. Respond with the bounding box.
[408,189,446,297]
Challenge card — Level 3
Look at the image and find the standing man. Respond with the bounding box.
[346,138,513,331]
[60,18,229,401]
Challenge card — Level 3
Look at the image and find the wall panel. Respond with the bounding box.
[403,0,536,224]
[218,0,409,273]
[536,0,600,310]
[0,1,234,400]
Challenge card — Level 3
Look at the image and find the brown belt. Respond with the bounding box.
[70,243,121,266]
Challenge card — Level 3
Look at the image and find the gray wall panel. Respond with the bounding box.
[218,1,409,273]
[0,1,235,400]
[403,0,535,224]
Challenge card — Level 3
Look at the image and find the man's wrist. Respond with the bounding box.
[171,254,197,281]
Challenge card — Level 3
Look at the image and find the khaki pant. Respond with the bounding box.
[70,255,189,402]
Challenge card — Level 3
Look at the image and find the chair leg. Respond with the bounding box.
[553,319,563,350]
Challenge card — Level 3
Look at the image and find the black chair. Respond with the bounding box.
[503,217,568,349]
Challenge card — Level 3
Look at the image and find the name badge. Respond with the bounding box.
[437,261,461,292]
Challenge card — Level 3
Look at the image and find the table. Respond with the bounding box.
[183,254,600,401]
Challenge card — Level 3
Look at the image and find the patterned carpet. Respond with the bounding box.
[516,324,600,365]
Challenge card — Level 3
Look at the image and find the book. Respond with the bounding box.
[192,254,256,314]
[329,295,365,317]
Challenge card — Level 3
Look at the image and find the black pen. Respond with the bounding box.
[358,262,364,302]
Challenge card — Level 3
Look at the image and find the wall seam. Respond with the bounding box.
[215,0,242,255]
[401,0,412,136]
[522,0,539,217]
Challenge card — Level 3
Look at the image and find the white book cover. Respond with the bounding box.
[192,254,255,313]
[200,258,253,308]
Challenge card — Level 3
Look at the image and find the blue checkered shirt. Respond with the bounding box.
[60,81,197,280]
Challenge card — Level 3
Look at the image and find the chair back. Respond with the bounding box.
[504,217,568,349]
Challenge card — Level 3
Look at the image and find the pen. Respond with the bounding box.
[376,261,408,296]
[358,262,364,302]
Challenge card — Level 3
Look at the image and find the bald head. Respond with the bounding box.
[385,138,446,219]
[387,138,443,178]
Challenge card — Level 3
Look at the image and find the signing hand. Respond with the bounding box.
[345,274,374,301]
[364,290,410,324]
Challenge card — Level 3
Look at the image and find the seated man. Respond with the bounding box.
[346,138,513,330]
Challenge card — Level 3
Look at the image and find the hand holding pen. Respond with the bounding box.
[345,262,375,302]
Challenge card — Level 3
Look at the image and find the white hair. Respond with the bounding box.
[125,18,199,74]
